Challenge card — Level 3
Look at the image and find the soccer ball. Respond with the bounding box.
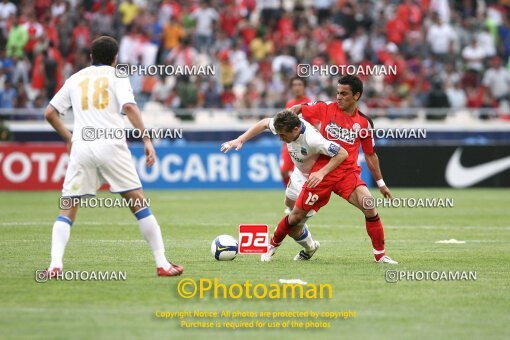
[211,235,238,261]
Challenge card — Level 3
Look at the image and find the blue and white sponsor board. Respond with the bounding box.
[129,143,372,189]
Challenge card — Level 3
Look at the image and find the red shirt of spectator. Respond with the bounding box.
[312,26,328,45]
[386,16,406,45]
[239,22,257,45]
[277,13,293,36]
[44,24,59,49]
[327,38,347,66]
[396,1,422,31]
[24,18,43,54]
[35,0,52,21]
[71,21,91,51]
[221,88,236,107]
[31,55,45,90]
[92,0,116,15]
[220,4,241,37]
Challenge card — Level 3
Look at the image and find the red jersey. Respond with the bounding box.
[285,96,311,108]
[302,101,375,178]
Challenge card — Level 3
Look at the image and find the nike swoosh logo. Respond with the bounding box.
[217,247,228,251]
[445,148,510,188]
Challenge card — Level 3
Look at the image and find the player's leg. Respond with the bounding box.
[346,183,398,264]
[100,142,183,276]
[272,206,309,246]
[286,179,335,260]
[264,171,301,261]
[47,205,79,276]
[262,179,332,262]
[261,206,309,262]
[290,210,321,261]
[283,168,300,213]
[283,170,319,259]
[46,142,93,275]
[263,170,307,261]
[120,189,183,276]
[284,197,295,211]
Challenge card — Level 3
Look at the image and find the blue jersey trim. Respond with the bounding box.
[300,122,306,134]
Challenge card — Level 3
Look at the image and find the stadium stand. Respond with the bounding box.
[0,0,509,119]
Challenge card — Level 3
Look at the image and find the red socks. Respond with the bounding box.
[271,213,387,261]
[365,214,385,260]
[271,216,293,247]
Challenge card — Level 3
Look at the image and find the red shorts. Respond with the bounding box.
[280,144,294,173]
[296,170,366,212]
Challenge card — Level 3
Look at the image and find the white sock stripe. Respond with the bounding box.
[373,249,386,255]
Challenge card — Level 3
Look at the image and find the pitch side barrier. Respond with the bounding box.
[0,143,373,190]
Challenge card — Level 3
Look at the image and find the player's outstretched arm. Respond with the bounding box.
[365,152,392,199]
[307,148,348,188]
[44,105,72,153]
[221,118,271,153]
[123,103,156,167]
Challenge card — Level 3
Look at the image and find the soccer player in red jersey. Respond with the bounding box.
[266,75,398,264]
[280,77,311,188]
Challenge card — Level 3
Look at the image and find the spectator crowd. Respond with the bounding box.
[0,0,509,118]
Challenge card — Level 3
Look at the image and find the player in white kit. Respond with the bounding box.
[42,36,183,277]
[221,110,348,260]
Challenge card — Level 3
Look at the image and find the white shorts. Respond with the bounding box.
[285,169,307,201]
[62,141,142,197]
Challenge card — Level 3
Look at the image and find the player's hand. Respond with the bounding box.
[221,139,243,153]
[380,186,392,199]
[144,140,156,167]
[289,104,301,114]
[307,171,324,188]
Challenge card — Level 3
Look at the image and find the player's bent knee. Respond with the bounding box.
[288,210,308,226]
[285,197,296,209]
[120,188,148,213]
[59,206,78,222]
[288,225,304,238]
[364,209,377,218]
[121,188,144,199]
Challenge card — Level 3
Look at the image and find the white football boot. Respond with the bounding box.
[375,255,399,264]
[261,245,278,262]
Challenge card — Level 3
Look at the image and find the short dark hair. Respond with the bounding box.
[273,110,301,133]
[91,36,118,66]
[338,75,363,100]
[289,76,307,88]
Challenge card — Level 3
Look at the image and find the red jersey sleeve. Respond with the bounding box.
[360,112,375,155]
[361,135,375,155]
[301,101,327,126]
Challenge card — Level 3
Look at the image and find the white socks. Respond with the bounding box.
[49,208,171,271]
[49,216,72,270]
[293,224,315,252]
[136,208,171,270]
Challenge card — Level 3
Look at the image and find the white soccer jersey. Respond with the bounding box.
[50,65,136,143]
[269,118,341,177]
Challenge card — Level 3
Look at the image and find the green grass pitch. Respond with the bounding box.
[0,189,509,339]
